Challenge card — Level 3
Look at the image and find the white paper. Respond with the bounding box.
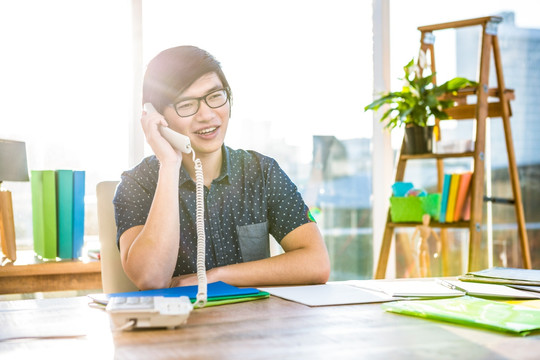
[347,280,464,298]
[257,283,395,306]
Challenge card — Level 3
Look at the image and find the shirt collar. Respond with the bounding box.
[178,145,231,187]
[215,145,231,183]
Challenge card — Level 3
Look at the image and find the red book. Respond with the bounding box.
[454,171,473,221]
[462,190,472,221]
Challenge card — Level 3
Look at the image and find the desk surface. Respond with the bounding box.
[1,291,539,360]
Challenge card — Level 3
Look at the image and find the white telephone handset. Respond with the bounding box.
[143,102,192,154]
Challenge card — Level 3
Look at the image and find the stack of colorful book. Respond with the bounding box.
[439,171,472,223]
[30,170,85,260]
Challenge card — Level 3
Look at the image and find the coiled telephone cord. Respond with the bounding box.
[192,150,207,308]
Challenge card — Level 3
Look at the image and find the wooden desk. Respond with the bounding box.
[1,293,539,359]
[0,252,101,294]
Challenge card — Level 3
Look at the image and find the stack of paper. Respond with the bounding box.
[459,267,540,286]
[445,280,540,299]
[347,279,539,299]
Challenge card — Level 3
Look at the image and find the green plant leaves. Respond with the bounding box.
[365,58,477,130]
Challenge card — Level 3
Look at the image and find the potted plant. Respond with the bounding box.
[365,54,477,154]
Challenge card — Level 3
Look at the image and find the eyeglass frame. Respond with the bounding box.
[170,88,230,118]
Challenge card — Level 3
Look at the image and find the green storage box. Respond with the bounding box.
[389,193,441,222]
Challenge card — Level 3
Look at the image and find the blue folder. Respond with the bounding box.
[108,281,261,299]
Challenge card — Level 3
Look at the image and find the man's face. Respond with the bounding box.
[163,72,230,156]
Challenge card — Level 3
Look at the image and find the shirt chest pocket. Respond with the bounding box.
[237,221,270,262]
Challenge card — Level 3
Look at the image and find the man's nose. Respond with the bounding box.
[194,100,214,120]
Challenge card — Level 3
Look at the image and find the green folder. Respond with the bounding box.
[198,292,270,307]
[382,295,540,336]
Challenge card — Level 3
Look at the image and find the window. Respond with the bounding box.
[4,1,536,280]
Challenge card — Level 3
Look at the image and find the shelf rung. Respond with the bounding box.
[387,221,470,229]
[441,87,514,99]
[400,152,474,160]
[484,196,515,204]
[445,102,511,119]
[418,16,502,32]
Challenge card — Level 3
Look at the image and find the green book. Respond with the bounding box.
[30,170,58,259]
[56,170,74,259]
[42,170,58,259]
[30,171,45,258]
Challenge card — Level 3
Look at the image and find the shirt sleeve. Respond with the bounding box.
[113,157,158,246]
[264,158,313,242]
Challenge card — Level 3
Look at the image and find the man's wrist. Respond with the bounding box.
[158,161,181,179]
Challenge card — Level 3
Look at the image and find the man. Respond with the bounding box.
[114,46,330,290]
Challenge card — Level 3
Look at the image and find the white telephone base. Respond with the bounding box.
[106,296,193,330]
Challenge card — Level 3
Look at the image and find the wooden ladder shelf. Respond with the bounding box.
[375,16,532,279]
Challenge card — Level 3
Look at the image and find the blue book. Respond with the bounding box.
[72,171,85,258]
[439,173,452,223]
[56,170,74,259]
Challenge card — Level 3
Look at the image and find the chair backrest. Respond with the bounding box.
[96,181,138,294]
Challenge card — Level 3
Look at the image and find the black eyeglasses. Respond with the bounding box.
[171,88,230,117]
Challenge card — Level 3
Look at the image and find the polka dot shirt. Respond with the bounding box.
[113,145,313,277]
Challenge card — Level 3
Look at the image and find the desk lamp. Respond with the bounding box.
[0,139,29,263]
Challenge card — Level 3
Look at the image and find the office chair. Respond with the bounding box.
[96,181,138,293]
